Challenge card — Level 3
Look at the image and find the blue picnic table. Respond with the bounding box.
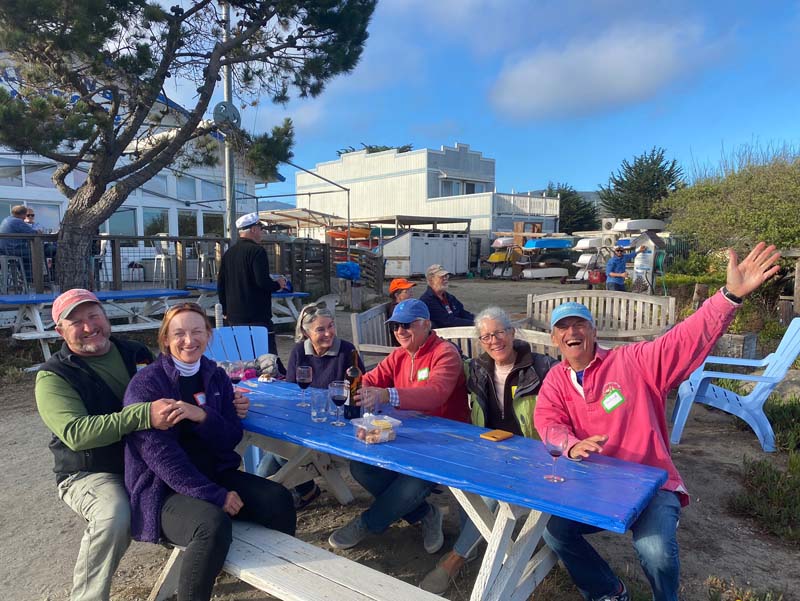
[0,288,191,362]
[186,283,310,325]
[238,379,667,601]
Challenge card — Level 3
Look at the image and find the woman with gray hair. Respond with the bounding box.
[259,302,365,509]
[286,302,364,387]
[420,305,557,594]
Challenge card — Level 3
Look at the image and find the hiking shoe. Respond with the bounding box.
[328,515,369,550]
[292,483,321,510]
[421,503,444,554]
[595,580,629,601]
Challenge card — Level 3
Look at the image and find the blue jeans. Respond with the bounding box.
[452,497,498,558]
[606,281,626,292]
[349,461,435,533]
[543,490,681,601]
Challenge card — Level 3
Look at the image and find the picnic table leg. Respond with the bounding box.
[451,489,558,601]
[147,546,183,601]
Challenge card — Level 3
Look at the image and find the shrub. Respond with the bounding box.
[728,450,800,545]
[765,394,800,452]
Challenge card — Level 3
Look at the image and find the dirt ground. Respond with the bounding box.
[1,278,799,600]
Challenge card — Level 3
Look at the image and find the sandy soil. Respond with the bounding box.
[1,278,798,600]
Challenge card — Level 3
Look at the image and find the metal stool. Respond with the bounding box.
[0,255,29,294]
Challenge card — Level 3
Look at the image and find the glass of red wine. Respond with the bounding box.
[544,424,569,483]
[296,366,312,407]
[225,361,244,387]
[328,380,348,427]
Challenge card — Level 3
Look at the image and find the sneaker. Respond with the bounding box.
[328,515,369,550]
[595,580,629,601]
[420,503,444,554]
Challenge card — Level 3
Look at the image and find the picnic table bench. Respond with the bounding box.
[151,521,442,601]
[523,290,676,340]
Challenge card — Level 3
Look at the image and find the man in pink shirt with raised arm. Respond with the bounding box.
[534,242,781,601]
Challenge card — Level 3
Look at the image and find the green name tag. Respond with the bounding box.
[417,367,430,381]
[601,388,625,412]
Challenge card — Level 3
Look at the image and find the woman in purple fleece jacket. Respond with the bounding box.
[123,303,295,601]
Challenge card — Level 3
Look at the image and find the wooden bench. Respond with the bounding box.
[524,290,676,340]
[150,521,442,601]
[434,326,562,359]
[351,301,394,364]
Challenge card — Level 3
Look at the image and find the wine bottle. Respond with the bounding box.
[344,349,362,419]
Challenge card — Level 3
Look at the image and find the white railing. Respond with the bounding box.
[493,193,560,216]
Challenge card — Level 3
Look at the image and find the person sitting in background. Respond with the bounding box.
[123,303,295,601]
[259,302,365,509]
[420,306,557,594]
[387,278,417,346]
[328,299,469,554]
[24,208,44,232]
[419,264,475,328]
[604,244,645,292]
[0,204,35,277]
[535,243,780,601]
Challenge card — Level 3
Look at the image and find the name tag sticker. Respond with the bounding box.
[601,388,625,413]
[193,392,207,407]
[417,367,430,381]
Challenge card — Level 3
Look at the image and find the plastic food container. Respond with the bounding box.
[352,415,402,444]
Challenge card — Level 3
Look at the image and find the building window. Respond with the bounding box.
[25,162,57,188]
[441,180,461,197]
[178,209,198,237]
[143,207,169,236]
[0,157,23,187]
[107,207,138,247]
[26,203,60,233]
[202,213,225,238]
[141,174,168,198]
[0,200,16,217]
[177,176,197,201]
[201,179,224,202]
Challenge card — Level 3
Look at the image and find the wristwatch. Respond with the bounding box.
[720,286,743,305]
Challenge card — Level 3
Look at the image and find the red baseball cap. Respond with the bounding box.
[389,278,417,295]
[52,289,101,323]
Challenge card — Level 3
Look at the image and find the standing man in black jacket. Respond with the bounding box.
[218,212,286,355]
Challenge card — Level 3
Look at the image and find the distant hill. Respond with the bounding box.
[258,200,295,211]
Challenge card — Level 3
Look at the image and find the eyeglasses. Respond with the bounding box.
[614,249,624,253]
[478,328,510,343]
[390,320,420,332]
[26,214,34,217]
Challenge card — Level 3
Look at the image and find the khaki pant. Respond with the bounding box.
[58,472,131,601]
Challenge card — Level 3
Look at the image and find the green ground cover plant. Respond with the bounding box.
[728,449,800,546]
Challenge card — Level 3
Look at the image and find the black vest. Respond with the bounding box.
[41,337,153,483]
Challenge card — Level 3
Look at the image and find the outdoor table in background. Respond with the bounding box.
[186,283,310,325]
[0,288,191,362]
[238,379,668,601]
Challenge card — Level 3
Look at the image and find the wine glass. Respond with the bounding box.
[544,424,569,483]
[226,361,244,386]
[328,380,349,427]
[296,365,313,407]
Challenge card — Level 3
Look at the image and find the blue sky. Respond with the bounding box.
[188,0,800,203]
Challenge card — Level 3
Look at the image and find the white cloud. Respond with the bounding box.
[489,22,715,120]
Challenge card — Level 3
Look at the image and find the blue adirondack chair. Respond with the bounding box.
[205,326,271,471]
[670,318,800,452]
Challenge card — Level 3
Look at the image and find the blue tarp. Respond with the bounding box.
[336,261,361,281]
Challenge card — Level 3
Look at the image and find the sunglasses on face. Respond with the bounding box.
[27,214,34,217]
[390,320,419,332]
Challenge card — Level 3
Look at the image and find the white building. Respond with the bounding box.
[295,143,560,240]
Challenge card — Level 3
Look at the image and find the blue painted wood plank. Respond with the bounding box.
[241,380,667,534]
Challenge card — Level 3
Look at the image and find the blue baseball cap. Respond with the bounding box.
[386,299,430,323]
[550,302,595,329]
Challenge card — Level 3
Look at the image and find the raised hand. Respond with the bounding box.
[726,242,781,298]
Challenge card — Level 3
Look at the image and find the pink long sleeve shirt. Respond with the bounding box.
[363,332,470,423]
[534,291,738,506]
